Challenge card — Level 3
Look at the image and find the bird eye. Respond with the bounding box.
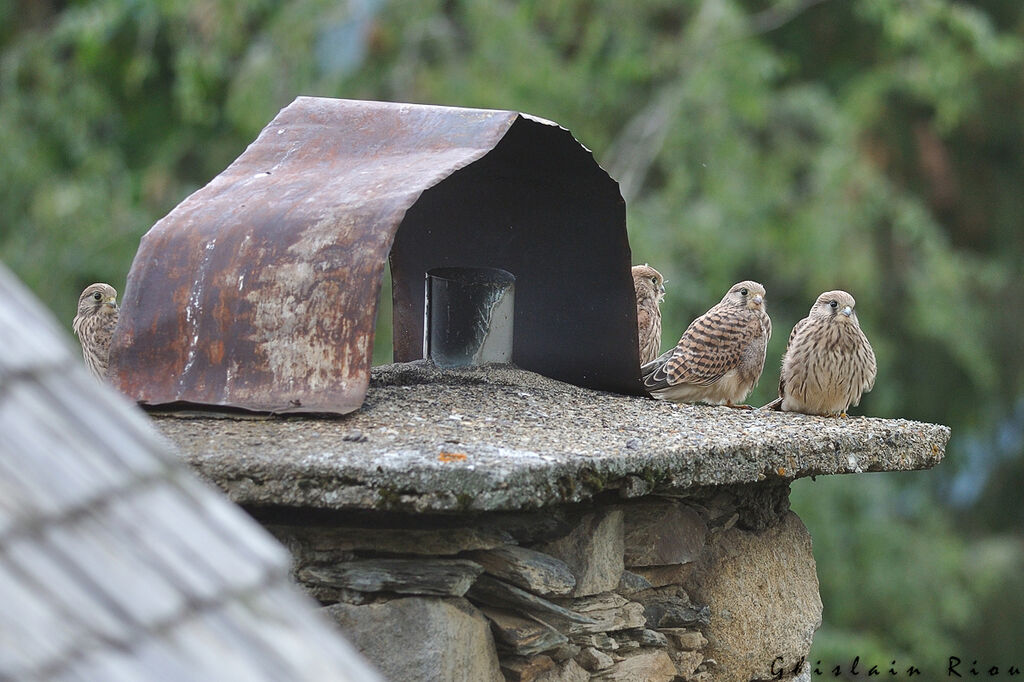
[829,300,837,309]
[651,277,658,285]
[92,292,102,301]
[740,288,748,296]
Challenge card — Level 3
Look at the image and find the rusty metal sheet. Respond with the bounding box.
[110,97,643,414]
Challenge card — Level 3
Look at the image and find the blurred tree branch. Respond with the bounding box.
[605,0,832,202]
[747,0,832,37]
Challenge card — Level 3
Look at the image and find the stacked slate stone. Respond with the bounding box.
[268,491,792,682]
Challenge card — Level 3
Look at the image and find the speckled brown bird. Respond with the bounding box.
[642,280,771,406]
[766,290,876,416]
[72,283,119,382]
[632,264,666,365]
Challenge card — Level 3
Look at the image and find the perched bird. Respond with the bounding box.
[632,264,666,365]
[766,290,876,416]
[72,283,119,382]
[642,280,771,407]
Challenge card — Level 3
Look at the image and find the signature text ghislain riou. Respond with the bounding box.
[771,656,1023,678]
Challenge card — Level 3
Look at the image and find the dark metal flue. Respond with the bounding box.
[425,267,515,367]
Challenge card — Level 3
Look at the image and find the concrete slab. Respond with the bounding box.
[154,362,949,513]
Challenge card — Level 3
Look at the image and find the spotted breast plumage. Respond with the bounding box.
[72,283,119,382]
[642,280,771,406]
[767,290,876,416]
[632,264,666,365]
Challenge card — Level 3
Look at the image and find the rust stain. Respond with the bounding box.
[208,340,224,365]
[439,451,468,462]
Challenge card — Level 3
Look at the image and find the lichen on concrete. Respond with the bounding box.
[153,361,950,513]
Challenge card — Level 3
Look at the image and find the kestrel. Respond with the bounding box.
[766,290,876,416]
[73,283,119,382]
[642,281,771,406]
[632,264,666,365]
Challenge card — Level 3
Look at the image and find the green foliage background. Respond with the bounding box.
[3,0,1024,672]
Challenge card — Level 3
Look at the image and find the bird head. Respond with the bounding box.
[632,264,666,303]
[723,280,766,311]
[77,283,119,317]
[811,290,858,322]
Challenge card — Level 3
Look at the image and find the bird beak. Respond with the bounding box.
[659,283,666,295]
[753,295,763,306]
[104,296,118,309]
[841,305,852,317]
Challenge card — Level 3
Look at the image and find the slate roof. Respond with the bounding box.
[0,263,380,681]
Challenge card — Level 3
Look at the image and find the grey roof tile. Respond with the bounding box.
[172,471,289,568]
[109,483,264,602]
[0,381,133,513]
[44,514,187,630]
[167,608,282,682]
[0,268,72,381]
[0,261,380,681]
[4,533,131,644]
[0,556,76,678]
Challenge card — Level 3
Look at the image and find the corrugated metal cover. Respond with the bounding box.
[110,97,641,414]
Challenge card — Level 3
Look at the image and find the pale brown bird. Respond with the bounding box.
[72,283,119,382]
[642,280,771,406]
[632,264,666,365]
[766,290,876,416]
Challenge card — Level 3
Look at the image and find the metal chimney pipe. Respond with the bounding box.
[424,267,515,367]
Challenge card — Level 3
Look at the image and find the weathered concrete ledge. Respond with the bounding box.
[154,361,949,514]
[152,361,949,681]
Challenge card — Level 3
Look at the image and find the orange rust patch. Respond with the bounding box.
[439,451,467,462]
